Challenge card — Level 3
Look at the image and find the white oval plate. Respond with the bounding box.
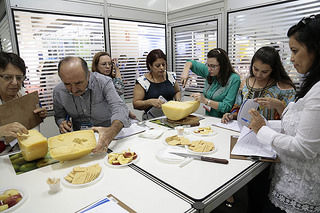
[163,133,191,147]
[156,147,186,163]
[0,187,27,213]
[104,152,139,168]
[185,143,217,155]
[191,128,217,137]
[61,164,104,187]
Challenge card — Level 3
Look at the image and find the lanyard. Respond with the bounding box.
[72,89,92,123]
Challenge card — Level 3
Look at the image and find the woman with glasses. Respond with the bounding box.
[249,14,320,213]
[181,48,240,117]
[221,46,296,123]
[0,52,47,152]
[92,52,136,119]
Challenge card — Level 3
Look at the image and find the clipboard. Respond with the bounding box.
[0,91,42,130]
[230,136,280,163]
[75,194,136,213]
[107,194,136,213]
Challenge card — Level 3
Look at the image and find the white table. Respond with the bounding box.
[107,115,269,212]
[0,115,268,213]
[0,154,192,213]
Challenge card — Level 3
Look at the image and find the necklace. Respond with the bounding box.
[248,77,272,99]
[150,72,165,83]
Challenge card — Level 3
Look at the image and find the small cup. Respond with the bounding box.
[47,177,61,193]
[175,126,184,136]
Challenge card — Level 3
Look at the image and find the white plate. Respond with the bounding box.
[163,132,191,147]
[139,129,164,139]
[191,127,217,137]
[185,143,217,155]
[61,164,104,187]
[0,187,27,212]
[156,147,186,163]
[104,152,139,168]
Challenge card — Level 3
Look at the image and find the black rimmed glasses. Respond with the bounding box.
[0,74,25,82]
[206,63,220,69]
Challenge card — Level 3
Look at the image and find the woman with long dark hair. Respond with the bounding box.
[249,14,320,213]
[221,46,296,123]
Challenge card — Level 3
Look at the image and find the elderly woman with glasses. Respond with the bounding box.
[249,14,320,213]
[0,52,47,149]
[181,48,241,117]
[92,52,136,119]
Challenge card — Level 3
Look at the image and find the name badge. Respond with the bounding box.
[80,121,93,130]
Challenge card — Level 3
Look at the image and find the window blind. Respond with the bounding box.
[13,10,105,112]
[172,21,217,94]
[109,19,166,100]
[0,14,12,52]
[228,0,320,89]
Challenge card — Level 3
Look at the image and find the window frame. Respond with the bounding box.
[108,18,167,101]
[12,9,106,114]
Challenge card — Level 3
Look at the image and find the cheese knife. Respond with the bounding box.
[169,152,229,164]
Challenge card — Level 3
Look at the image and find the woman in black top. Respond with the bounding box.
[133,49,181,120]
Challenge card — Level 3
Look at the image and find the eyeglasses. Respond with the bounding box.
[206,63,220,69]
[98,62,112,67]
[0,74,25,82]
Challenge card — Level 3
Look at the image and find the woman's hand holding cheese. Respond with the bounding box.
[149,98,165,109]
[0,122,28,138]
[191,93,206,104]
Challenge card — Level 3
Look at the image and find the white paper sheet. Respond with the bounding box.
[231,126,277,159]
[115,123,147,140]
[237,99,259,130]
[212,120,240,132]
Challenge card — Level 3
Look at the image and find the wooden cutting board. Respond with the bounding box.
[167,115,200,126]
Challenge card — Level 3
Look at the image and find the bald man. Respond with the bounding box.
[53,57,130,153]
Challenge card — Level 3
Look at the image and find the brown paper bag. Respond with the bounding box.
[0,91,42,131]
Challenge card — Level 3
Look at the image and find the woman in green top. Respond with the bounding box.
[181,48,240,117]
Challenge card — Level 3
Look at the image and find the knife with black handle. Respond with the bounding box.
[200,156,229,164]
[169,152,229,164]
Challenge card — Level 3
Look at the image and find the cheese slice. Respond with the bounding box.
[48,130,96,161]
[18,129,48,161]
[162,101,200,120]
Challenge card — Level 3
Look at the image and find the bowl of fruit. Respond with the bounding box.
[0,188,26,212]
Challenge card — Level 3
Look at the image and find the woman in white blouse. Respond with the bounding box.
[249,14,320,213]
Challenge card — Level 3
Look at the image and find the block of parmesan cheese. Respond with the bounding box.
[162,101,200,121]
[48,130,96,161]
[18,129,48,161]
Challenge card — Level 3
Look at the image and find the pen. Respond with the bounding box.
[241,117,250,124]
[38,101,43,108]
[65,114,70,121]
[230,109,237,114]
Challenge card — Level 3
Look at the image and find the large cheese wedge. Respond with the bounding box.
[18,129,48,161]
[162,101,200,121]
[48,130,96,161]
